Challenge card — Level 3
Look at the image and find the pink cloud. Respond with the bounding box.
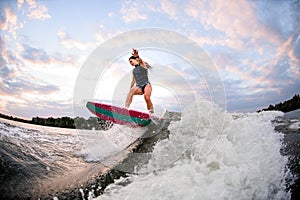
[57,31,95,50]
[1,8,21,39]
[20,43,75,65]
[121,0,148,22]
[20,0,51,20]
[271,23,300,79]
[160,0,179,20]
[184,0,299,99]
[214,53,275,92]
[1,0,50,40]
[185,0,281,50]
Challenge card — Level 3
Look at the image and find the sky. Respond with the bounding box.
[0,0,300,119]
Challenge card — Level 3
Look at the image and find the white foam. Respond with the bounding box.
[78,125,145,162]
[289,121,300,130]
[95,98,290,200]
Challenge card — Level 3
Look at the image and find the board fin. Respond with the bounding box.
[149,108,166,125]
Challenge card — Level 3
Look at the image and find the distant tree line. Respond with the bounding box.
[0,113,31,124]
[258,94,300,113]
[31,116,75,128]
[0,113,112,130]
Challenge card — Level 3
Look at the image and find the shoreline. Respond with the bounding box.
[0,113,111,130]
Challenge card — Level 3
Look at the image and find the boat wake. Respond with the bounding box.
[0,98,297,199]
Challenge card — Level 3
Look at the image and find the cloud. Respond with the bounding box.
[0,7,23,39]
[1,0,299,116]
[255,0,300,40]
[17,0,24,9]
[274,23,300,79]
[121,0,148,22]
[180,0,300,112]
[1,0,50,40]
[120,0,182,23]
[19,0,51,20]
[0,51,59,98]
[57,31,96,50]
[0,78,59,96]
[1,8,17,31]
[6,99,74,119]
[185,0,281,50]
[0,37,19,79]
[160,0,179,20]
[20,43,75,65]
[216,51,299,112]
[0,35,60,104]
[0,64,59,102]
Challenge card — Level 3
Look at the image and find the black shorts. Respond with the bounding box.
[138,82,150,94]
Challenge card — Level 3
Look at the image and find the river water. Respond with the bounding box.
[0,99,299,199]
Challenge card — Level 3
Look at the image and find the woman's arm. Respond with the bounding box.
[143,61,152,69]
[132,48,152,69]
[130,71,136,88]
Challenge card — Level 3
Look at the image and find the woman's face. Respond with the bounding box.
[129,58,139,66]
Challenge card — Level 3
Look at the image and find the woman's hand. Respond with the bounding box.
[132,48,139,57]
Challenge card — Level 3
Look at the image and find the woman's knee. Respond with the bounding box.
[128,91,134,96]
[129,87,142,95]
[144,95,151,102]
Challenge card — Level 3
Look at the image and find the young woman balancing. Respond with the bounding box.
[125,48,154,113]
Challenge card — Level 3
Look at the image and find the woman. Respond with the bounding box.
[125,48,154,113]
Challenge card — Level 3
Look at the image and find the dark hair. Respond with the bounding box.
[129,55,139,60]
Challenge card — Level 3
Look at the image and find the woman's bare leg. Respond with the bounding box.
[125,86,143,108]
[143,84,153,112]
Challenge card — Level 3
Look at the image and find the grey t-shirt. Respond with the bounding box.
[133,64,149,87]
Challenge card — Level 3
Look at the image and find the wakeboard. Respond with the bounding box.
[86,101,161,127]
